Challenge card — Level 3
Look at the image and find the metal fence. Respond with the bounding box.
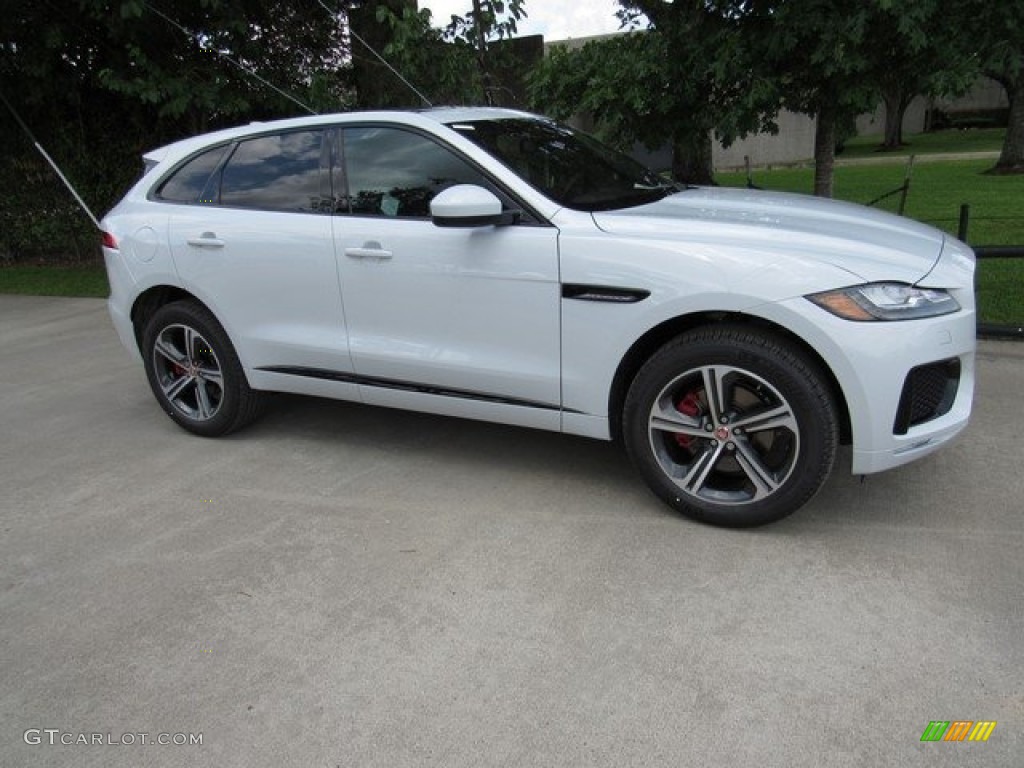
[974,246,1024,340]
[959,204,1024,340]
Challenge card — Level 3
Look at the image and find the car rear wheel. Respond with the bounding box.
[623,326,839,527]
[142,301,265,436]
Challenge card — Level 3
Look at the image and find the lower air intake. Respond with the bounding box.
[893,359,961,435]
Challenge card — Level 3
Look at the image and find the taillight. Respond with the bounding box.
[101,231,119,250]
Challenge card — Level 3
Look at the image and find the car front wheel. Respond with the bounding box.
[623,326,839,527]
[142,301,265,437]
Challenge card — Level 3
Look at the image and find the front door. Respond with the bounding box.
[332,125,561,429]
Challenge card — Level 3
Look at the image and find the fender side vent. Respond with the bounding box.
[563,284,650,303]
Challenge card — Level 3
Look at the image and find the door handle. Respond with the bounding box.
[344,241,392,260]
[186,232,225,249]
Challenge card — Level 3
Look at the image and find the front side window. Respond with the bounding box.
[339,127,492,218]
[219,130,327,212]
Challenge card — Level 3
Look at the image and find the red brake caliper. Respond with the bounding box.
[674,390,703,448]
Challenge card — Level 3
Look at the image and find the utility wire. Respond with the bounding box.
[313,0,433,107]
[1,2,324,232]
[1,0,429,233]
[142,1,318,115]
[0,88,101,230]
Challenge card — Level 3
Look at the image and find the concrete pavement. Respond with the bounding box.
[1,295,1021,767]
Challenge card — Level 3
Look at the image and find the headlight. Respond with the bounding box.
[806,283,960,321]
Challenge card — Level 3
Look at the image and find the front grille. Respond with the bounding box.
[892,359,961,435]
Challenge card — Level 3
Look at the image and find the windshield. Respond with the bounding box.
[447,118,675,212]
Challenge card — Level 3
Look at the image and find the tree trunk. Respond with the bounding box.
[881,86,911,150]
[671,130,715,186]
[991,74,1024,174]
[471,0,495,105]
[813,106,836,198]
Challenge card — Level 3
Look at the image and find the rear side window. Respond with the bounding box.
[155,145,229,203]
[220,130,327,212]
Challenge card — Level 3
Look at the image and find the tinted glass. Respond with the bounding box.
[449,118,675,212]
[340,127,491,218]
[220,130,326,212]
[156,145,228,203]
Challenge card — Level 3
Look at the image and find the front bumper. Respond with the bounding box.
[777,294,976,475]
[851,346,974,474]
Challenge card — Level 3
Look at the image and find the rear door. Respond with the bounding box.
[164,129,354,378]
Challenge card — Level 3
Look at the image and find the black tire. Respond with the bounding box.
[142,301,265,437]
[623,325,839,527]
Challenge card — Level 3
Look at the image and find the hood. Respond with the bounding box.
[591,187,946,284]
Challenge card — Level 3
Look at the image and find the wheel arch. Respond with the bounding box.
[130,285,208,352]
[607,311,852,445]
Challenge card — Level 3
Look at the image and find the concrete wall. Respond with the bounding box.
[948,76,1012,112]
[735,75,1009,168]
[857,76,1009,136]
[713,111,816,171]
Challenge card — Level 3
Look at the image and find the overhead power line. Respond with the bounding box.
[142,1,318,115]
[313,0,433,107]
[0,89,101,229]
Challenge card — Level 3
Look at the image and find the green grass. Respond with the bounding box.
[720,159,1024,325]
[840,128,1006,158]
[721,158,1024,242]
[0,264,109,298]
[976,260,1024,327]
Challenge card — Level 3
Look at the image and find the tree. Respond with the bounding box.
[97,0,352,126]
[865,3,976,150]
[0,0,351,260]
[369,0,526,107]
[970,4,1024,173]
[751,1,879,197]
[529,1,778,185]
[455,0,528,104]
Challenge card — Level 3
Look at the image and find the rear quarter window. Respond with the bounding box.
[154,145,230,204]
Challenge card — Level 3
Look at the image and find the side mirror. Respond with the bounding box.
[430,184,517,228]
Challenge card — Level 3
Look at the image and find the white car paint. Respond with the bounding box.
[101,107,976,492]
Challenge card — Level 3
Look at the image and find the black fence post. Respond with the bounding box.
[897,155,915,215]
[958,203,970,242]
[975,242,1024,339]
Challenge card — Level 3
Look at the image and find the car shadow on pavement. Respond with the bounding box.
[242,393,969,532]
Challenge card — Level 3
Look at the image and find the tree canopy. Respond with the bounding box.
[1,0,1020,261]
[1,0,352,259]
[862,1,977,150]
[529,1,778,185]
[530,0,1010,194]
[368,0,527,106]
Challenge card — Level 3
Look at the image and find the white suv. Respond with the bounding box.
[101,108,976,527]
